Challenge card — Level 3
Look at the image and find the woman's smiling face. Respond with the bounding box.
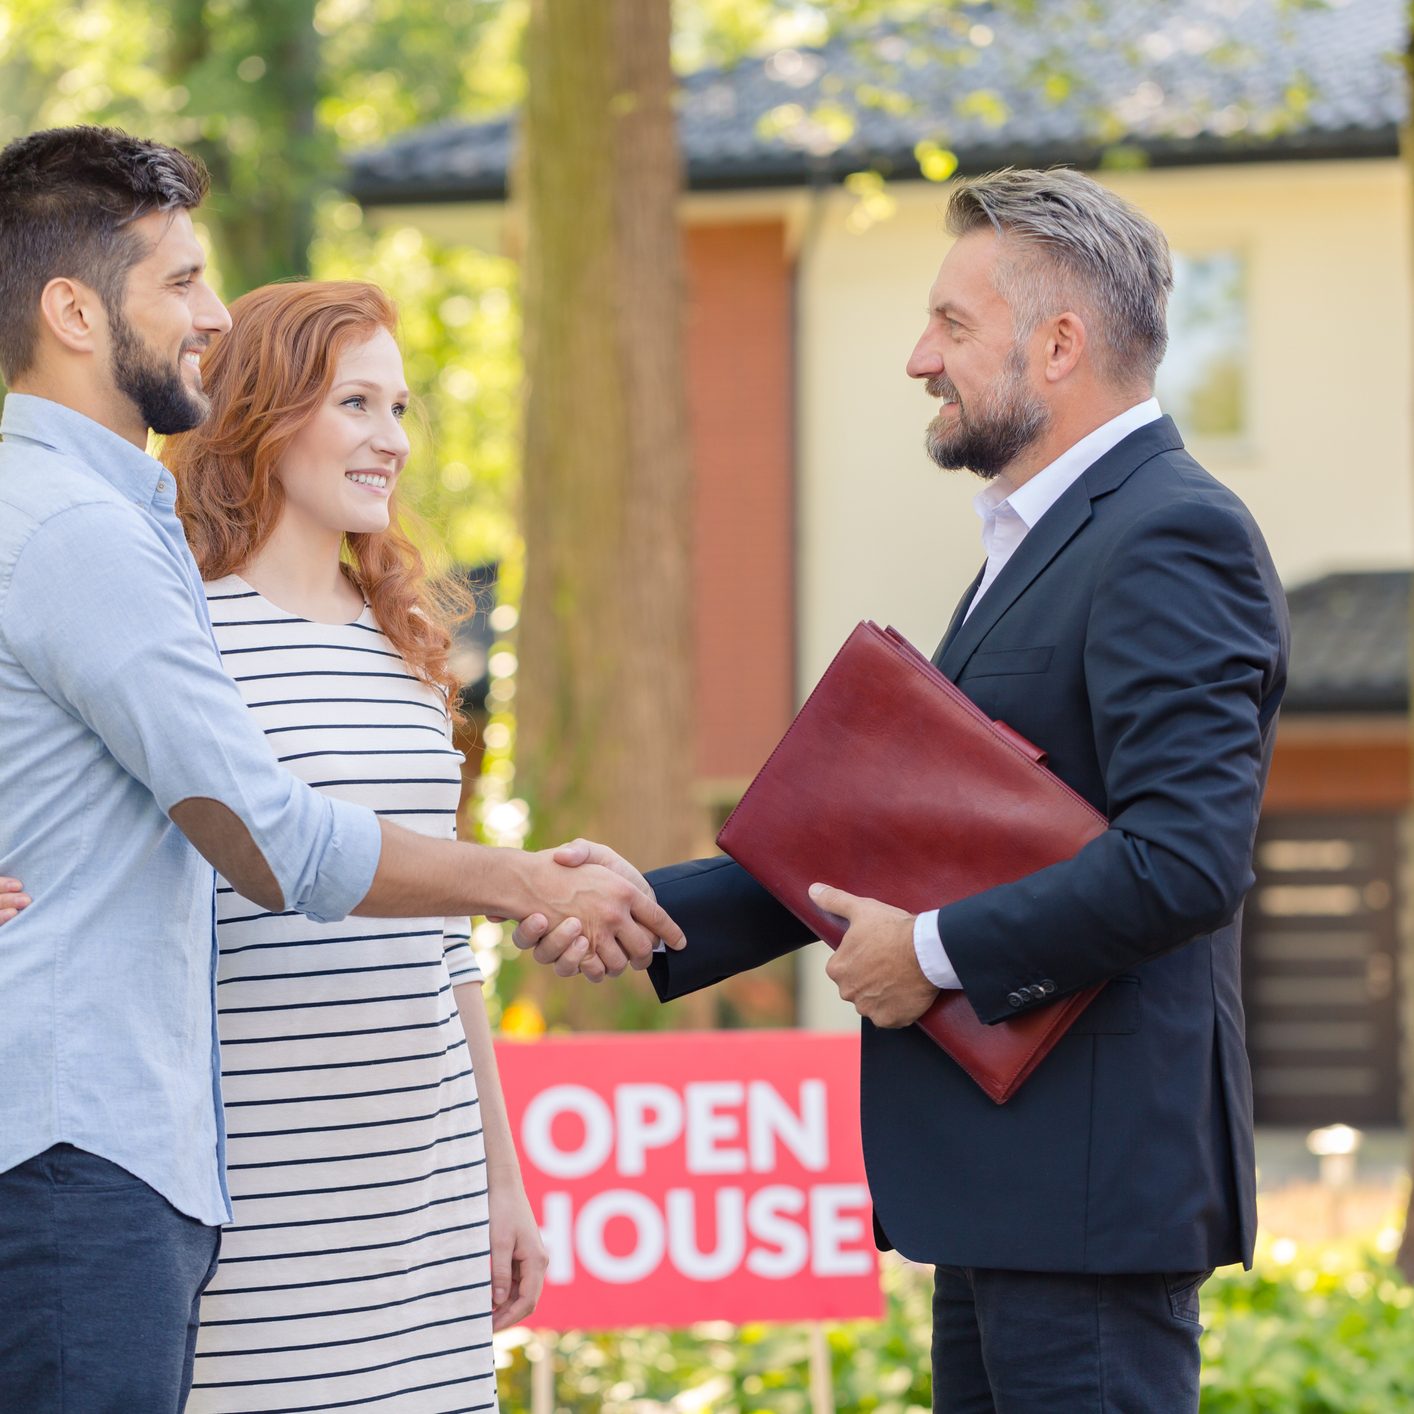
[273,326,411,538]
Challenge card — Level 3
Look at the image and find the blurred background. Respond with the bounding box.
[5,0,1414,1407]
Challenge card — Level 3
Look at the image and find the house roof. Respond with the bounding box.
[348,0,1407,207]
[1284,570,1410,714]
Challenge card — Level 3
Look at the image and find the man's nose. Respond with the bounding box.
[196,285,232,336]
[906,336,943,381]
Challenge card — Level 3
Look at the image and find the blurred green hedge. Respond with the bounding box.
[491,1239,1414,1413]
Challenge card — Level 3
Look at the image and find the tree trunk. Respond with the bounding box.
[514,0,704,1024]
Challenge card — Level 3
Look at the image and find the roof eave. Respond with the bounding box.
[347,122,1401,208]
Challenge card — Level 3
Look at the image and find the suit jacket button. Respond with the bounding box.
[1038,980,1056,996]
[1007,991,1025,1008]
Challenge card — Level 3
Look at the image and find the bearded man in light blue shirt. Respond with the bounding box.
[0,125,682,1412]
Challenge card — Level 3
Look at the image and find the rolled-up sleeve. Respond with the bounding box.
[4,502,382,922]
[444,923,483,986]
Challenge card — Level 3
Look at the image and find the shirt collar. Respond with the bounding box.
[974,397,1162,531]
[0,392,173,510]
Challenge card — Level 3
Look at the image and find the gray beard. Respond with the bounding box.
[924,353,1049,481]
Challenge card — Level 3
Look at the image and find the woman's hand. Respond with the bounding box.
[0,878,30,923]
[488,1171,549,1331]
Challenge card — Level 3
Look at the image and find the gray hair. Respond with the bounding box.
[945,167,1173,389]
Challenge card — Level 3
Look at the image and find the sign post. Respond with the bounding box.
[809,1322,836,1414]
[529,1337,554,1414]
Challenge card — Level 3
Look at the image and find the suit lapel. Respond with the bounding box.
[933,564,985,665]
[937,416,1185,681]
[938,486,1091,680]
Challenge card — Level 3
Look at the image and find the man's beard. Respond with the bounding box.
[924,345,1050,481]
[109,307,209,436]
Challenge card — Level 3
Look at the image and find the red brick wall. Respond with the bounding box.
[683,222,794,786]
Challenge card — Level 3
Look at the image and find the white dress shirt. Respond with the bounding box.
[912,398,1163,989]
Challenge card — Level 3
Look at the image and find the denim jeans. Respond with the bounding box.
[932,1264,1212,1413]
[0,1144,222,1412]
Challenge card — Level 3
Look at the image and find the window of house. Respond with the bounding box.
[1157,250,1248,440]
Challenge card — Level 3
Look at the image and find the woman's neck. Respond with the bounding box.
[237,514,363,624]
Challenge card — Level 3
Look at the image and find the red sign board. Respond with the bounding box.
[494,1031,883,1331]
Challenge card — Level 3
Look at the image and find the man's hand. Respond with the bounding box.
[551,838,655,897]
[513,840,683,981]
[811,882,938,1028]
[0,877,30,924]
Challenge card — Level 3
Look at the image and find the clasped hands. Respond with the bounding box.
[510,840,687,982]
[514,844,940,1026]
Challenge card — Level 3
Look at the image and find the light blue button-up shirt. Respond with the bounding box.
[0,394,383,1225]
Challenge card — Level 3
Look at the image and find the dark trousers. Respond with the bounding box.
[0,1144,222,1413]
[931,1264,1211,1413]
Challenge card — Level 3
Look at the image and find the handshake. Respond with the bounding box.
[509,837,936,1030]
[510,838,682,983]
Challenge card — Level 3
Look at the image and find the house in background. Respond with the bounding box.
[349,0,1413,1128]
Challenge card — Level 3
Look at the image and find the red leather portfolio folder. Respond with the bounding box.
[716,620,1107,1103]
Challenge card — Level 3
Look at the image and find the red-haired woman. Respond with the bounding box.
[165,281,542,1412]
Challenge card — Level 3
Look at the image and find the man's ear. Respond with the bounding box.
[37,277,107,357]
[1043,311,1087,383]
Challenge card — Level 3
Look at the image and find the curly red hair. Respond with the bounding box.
[165,280,470,715]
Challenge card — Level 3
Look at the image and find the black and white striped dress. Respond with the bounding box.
[189,575,497,1414]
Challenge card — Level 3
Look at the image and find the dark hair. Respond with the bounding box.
[0,125,209,381]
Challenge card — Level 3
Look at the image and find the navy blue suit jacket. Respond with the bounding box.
[648,417,1289,1274]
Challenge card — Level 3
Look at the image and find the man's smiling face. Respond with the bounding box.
[905,228,1051,482]
[106,208,231,435]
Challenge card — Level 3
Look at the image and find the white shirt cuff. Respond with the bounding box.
[913,909,962,989]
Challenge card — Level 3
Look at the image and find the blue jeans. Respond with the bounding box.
[931,1264,1211,1413]
[0,1144,222,1412]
